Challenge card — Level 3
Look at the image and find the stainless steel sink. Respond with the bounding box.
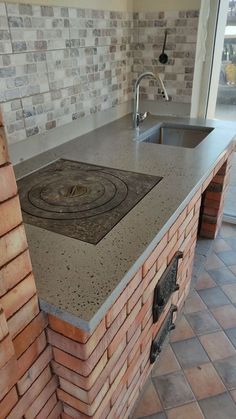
[140,123,213,149]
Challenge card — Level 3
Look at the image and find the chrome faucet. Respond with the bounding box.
[133,72,169,130]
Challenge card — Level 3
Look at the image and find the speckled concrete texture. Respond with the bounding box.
[14,114,236,331]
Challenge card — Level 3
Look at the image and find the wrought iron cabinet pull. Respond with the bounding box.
[150,305,177,364]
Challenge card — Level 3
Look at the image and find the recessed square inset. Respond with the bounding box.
[18,159,162,244]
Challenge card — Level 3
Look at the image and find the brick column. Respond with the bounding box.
[0,122,61,418]
[199,155,233,239]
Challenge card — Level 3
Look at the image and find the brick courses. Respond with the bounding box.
[199,147,234,239]
[0,122,60,418]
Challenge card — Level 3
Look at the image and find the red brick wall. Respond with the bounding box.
[0,125,62,418]
[199,156,233,239]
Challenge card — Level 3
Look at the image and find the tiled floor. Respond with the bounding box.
[131,223,236,419]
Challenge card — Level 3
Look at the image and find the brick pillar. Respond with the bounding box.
[0,121,62,418]
[199,158,232,239]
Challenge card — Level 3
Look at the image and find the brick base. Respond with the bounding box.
[47,186,201,418]
[0,115,234,419]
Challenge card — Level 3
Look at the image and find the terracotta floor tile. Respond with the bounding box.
[214,355,236,390]
[138,414,166,419]
[195,271,217,290]
[130,223,236,419]
[153,370,194,409]
[199,331,236,361]
[132,379,163,419]
[217,251,236,266]
[197,287,231,308]
[230,389,236,402]
[199,393,236,419]
[184,363,226,400]
[225,327,236,348]
[225,237,236,251]
[171,337,209,369]
[221,283,236,303]
[207,267,236,286]
[219,223,236,238]
[213,238,231,253]
[229,264,236,276]
[211,304,236,329]
[152,344,181,377]
[169,315,195,343]
[166,402,204,419]
[204,253,225,270]
[185,310,221,335]
[132,413,166,419]
[184,291,207,314]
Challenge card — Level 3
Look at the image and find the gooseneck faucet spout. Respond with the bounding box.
[133,71,169,130]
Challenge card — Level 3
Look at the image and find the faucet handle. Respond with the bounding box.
[139,111,150,123]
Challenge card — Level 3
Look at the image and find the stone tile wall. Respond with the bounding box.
[133,10,199,103]
[0,2,199,146]
[0,2,133,144]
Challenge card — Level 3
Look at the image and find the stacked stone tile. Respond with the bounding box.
[0,2,199,145]
[0,2,134,144]
[133,10,199,103]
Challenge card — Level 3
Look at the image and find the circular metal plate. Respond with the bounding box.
[21,168,128,220]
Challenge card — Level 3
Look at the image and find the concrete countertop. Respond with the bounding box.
[14,114,236,331]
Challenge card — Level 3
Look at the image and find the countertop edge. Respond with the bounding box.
[38,141,234,333]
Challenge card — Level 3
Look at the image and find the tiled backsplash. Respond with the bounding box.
[0,2,199,145]
[133,10,199,103]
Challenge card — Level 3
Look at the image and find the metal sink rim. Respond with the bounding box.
[135,121,214,148]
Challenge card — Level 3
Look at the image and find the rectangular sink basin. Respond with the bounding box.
[141,123,213,149]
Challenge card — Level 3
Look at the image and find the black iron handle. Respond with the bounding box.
[159,30,169,64]
[162,29,168,54]
[150,321,176,364]
[150,305,177,364]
